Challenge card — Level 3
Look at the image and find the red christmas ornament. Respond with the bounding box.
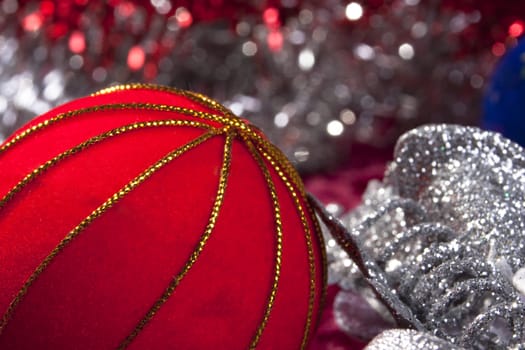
[0,84,326,349]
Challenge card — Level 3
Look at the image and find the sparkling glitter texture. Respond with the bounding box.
[0,1,519,172]
[365,329,464,350]
[318,125,525,349]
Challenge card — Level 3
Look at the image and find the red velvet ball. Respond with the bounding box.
[0,84,326,349]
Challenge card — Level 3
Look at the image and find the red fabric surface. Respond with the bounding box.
[0,126,206,318]
[0,85,325,349]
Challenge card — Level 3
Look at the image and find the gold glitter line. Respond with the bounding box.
[118,132,234,349]
[91,83,236,118]
[305,199,328,327]
[0,131,219,336]
[249,133,306,197]
[0,119,214,210]
[92,84,266,142]
[106,88,293,189]
[254,145,317,349]
[0,102,241,155]
[255,141,328,330]
[244,140,283,350]
[252,137,327,301]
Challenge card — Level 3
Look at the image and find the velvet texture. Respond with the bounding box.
[0,84,326,349]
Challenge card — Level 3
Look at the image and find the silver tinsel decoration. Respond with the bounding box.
[313,124,525,349]
[0,0,500,172]
[365,329,463,350]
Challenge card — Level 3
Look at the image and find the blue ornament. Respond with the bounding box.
[483,38,525,146]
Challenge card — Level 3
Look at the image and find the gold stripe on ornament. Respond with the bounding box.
[254,145,318,349]
[0,119,213,210]
[255,140,328,329]
[248,131,306,196]
[244,140,283,350]
[92,83,236,118]
[118,132,234,349]
[0,130,220,336]
[250,135,328,310]
[93,85,265,156]
[304,200,328,326]
[249,132,328,318]
[0,103,244,156]
[117,87,303,202]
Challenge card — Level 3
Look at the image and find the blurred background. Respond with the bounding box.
[1,0,524,175]
[1,1,525,348]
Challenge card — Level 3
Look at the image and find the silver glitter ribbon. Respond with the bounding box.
[365,329,463,350]
[311,124,525,349]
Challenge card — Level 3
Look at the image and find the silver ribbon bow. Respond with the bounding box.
[311,124,525,349]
